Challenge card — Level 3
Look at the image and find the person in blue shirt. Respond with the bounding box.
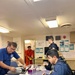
[43,49,73,75]
[0,42,26,75]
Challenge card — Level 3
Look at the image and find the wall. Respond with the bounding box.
[24,33,75,59]
[13,37,25,60]
[0,34,13,48]
[0,33,75,69]
[24,33,75,69]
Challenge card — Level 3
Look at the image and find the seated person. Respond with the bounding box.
[43,49,73,75]
[43,54,64,71]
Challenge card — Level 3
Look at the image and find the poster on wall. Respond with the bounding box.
[60,40,70,52]
[69,44,74,50]
[60,40,65,52]
[35,48,40,53]
[64,40,69,52]
[36,40,45,47]
[35,48,43,53]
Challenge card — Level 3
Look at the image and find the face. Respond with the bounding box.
[28,48,31,50]
[7,45,16,54]
[48,39,52,44]
[47,55,56,64]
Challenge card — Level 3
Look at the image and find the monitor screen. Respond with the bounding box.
[44,47,49,55]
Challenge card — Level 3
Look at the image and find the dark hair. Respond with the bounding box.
[46,49,59,58]
[27,46,31,48]
[48,36,54,41]
[7,42,17,48]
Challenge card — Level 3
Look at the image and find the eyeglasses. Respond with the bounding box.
[10,47,16,51]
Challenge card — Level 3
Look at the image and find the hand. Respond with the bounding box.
[9,67,16,72]
[42,73,46,75]
[23,64,26,69]
[31,55,33,58]
[43,62,48,66]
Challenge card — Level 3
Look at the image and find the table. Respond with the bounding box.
[7,65,50,75]
[7,70,50,75]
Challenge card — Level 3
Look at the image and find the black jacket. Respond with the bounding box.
[49,42,59,51]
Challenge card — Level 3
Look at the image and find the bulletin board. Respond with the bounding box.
[35,40,45,59]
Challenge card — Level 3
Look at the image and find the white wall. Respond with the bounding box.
[24,33,75,59]
[0,34,13,48]
[13,37,25,60]
[0,32,75,60]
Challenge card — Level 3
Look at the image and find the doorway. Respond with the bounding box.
[24,40,36,65]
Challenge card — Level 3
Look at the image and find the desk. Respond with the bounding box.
[7,65,50,75]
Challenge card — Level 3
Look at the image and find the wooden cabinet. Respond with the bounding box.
[70,31,75,43]
[35,58,43,65]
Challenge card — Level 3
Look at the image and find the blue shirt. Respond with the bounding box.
[50,59,73,75]
[0,48,20,75]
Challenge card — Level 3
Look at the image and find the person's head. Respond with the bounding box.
[7,42,17,54]
[27,46,31,50]
[46,49,59,64]
[48,36,54,44]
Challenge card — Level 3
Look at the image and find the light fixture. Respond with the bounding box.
[46,20,58,28]
[25,40,31,43]
[33,0,41,2]
[61,23,71,28]
[0,27,9,33]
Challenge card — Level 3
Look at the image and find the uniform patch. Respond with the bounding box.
[11,54,13,58]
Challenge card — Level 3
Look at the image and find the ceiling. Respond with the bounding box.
[0,0,75,37]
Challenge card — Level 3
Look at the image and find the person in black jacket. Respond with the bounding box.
[48,36,59,50]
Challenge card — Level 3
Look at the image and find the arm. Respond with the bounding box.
[0,50,15,72]
[13,51,26,68]
[17,58,25,65]
[17,58,26,68]
[50,65,64,75]
[13,51,25,65]
[0,61,16,71]
[44,61,52,70]
[0,61,11,70]
[45,64,52,70]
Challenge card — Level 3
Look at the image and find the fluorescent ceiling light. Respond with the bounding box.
[25,40,31,43]
[33,0,40,1]
[46,20,58,28]
[0,27,9,33]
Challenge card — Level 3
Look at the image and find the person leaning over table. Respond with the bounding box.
[0,41,26,75]
[43,49,73,75]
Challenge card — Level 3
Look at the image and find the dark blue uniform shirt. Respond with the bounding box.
[50,59,73,75]
[49,42,59,51]
[0,48,20,75]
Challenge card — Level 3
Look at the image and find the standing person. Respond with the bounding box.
[25,46,34,65]
[43,49,73,75]
[0,42,26,75]
[48,36,59,50]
